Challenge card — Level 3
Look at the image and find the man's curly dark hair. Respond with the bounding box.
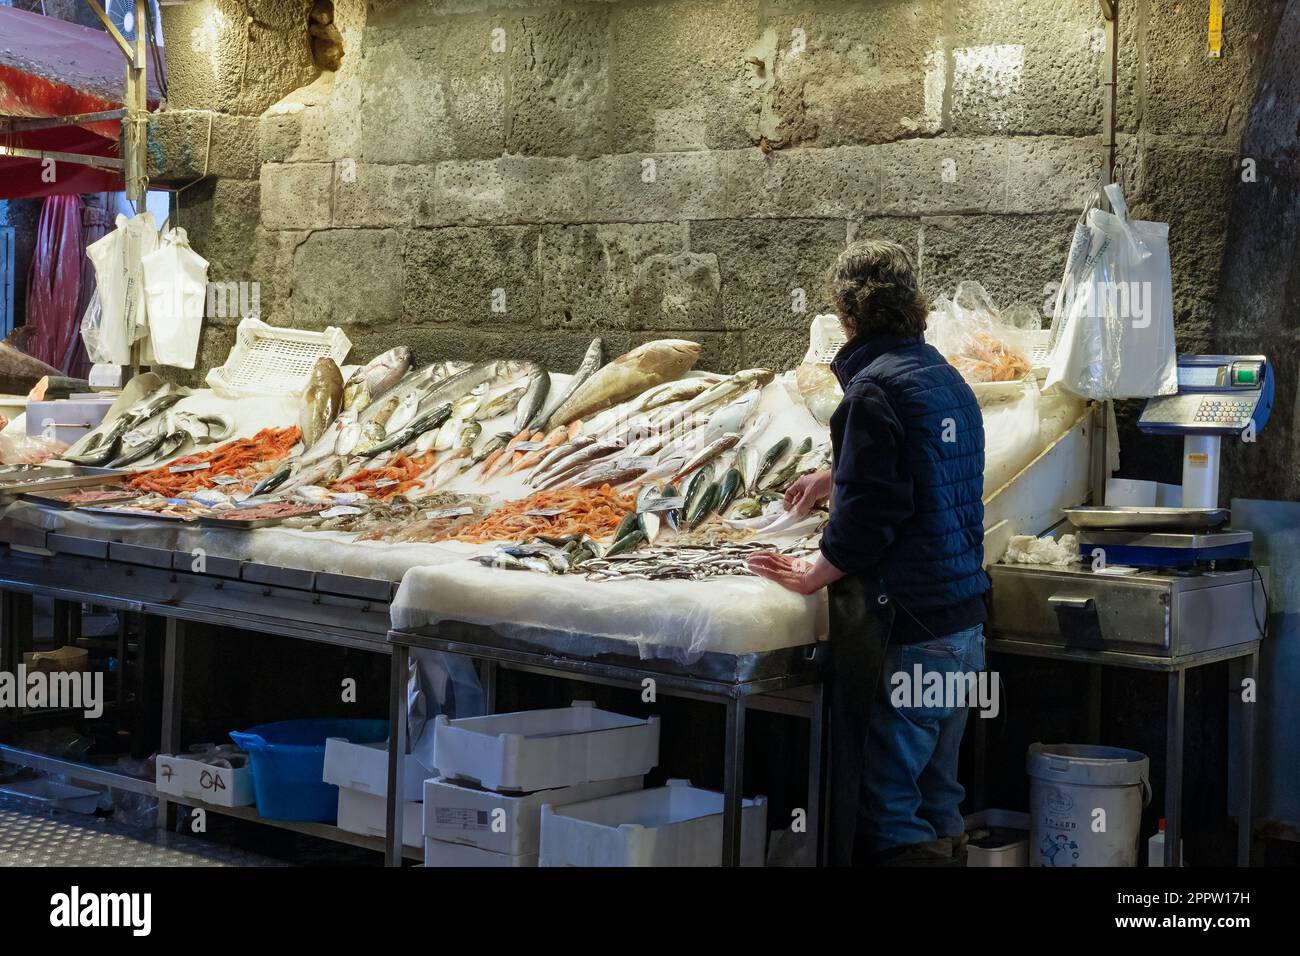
[825,239,929,341]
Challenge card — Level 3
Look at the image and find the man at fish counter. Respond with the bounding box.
[747,239,989,867]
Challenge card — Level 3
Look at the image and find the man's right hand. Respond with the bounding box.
[783,469,833,517]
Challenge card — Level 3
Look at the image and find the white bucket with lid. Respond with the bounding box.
[1026,743,1151,867]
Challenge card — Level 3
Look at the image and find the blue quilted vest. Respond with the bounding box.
[831,334,989,609]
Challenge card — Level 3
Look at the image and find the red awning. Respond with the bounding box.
[0,6,165,198]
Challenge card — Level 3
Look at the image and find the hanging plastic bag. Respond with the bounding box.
[1046,183,1177,399]
[84,212,158,366]
[141,227,209,370]
[78,289,111,365]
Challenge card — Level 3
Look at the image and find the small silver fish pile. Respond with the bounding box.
[580,541,818,582]
[472,533,606,575]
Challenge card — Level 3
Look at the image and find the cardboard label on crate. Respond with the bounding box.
[434,807,492,831]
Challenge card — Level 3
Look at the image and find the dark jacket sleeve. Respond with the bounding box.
[819,382,914,576]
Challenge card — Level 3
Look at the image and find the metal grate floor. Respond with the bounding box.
[0,794,285,867]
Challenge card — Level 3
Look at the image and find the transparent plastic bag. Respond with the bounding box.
[1046,183,1178,399]
[78,288,112,365]
[925,281,1034,384]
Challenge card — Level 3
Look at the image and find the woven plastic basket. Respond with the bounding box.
[205,318,351,398]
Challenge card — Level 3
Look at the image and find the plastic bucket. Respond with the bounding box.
[229,719,389,822]
[1026,743,1151,867]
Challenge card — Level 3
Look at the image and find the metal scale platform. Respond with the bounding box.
[991,355,1273,657]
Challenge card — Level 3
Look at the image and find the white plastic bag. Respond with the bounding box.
[141,227,209,369]
[1046,184,1177,399]
[84,212,158,365]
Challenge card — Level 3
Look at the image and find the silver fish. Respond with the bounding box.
[540,337,603,430]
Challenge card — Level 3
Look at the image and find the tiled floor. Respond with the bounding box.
[0,794,284,867]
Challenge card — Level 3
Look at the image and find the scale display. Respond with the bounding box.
[1138,355,1271,436]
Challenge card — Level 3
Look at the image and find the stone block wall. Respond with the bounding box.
[150,0,1290,487]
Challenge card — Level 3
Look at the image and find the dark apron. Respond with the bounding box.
[826,574,894,867]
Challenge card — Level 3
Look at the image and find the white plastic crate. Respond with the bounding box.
[155,752,255,808]
[539,779,767,867]
[423,775,643,856]
[802,314,846,365]
[336,787,422,848]
[424,837,537,867]
[322,737,432,803]
[205,317,351,398]
[432,701,659,793]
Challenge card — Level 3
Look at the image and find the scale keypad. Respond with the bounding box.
[1194,398,1252,425]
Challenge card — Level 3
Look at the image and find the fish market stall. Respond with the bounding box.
[0,304,1092,865]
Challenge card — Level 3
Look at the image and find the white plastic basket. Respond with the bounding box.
[205,317,351,398]
[802,314,846,365]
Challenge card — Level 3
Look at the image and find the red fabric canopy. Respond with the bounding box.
[0,6,165,199]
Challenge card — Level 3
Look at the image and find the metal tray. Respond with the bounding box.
[197,506,326,530]
[19,487,141,510]
[0,464,126,495]
[78,505,197,523]
[1064,506,1230,531]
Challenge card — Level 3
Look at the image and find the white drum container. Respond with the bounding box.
[1027,743,1151,867]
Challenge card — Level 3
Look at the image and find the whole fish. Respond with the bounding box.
[686,481,719,530]
[474,383,528,422]
[299,357,345,448]
[677,368,774,419]
[63,381,188,465]
[568,461,649,489]
[605,530,645,557]
[546,339,701,427]
[509,425,567,474]
[0,341,64,395]
[679,467,713,528]
[343,346,412,412]
[473,432,512,463]
[352,420,387,455]
[668,432,739,485]
[708,391,759,435]
[714,467,743,515]
[458,421,482,449]
[517,367,552,433]
[734,411,773,452]
[753,436,792,490]
[527,434,594,482]
[540,337,603,430]
[359,403,453,458]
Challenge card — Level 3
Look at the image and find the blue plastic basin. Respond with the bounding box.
[229,718,388,822]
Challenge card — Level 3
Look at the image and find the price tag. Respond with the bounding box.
[168,462,211,474]
[319,505,364,519]
[524,508,565,517]
[639,496,685,513]
[373,478,399,488]
[425,506,474,519]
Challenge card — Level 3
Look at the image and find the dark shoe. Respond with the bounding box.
[867,837,955,867]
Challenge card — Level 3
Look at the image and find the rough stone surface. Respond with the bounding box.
[690,219,845,330]
[589,152,728,222]
[761,2,942,147]
[508,9,611,157]
[627,252,724,331]
[949,0,1105,136]
[608,0,760,152]
[880,138,1008,214]
[357,27,456,164]
[333,164,437,227]
[1006,136,1100,213]
[176,180,264,321]
[289,229,403,326]
[722,145,881,217]
[919,214,1079,313]
[148,111,260,181]
[847,216,923,264]
[539,223,687,330]
[402,226,541,326]
[434,157,588,225]
[260,162,334,230]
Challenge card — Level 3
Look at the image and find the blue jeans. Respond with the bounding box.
[858,624,986,853]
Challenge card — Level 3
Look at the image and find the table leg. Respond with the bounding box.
[482,659,497,714]
[1086,664,1103,743]
[385,643,409,867]
[721,697,746,867]
[157,617,185,831]
[1236,648,1258,867]
[1164,668,1185,867]
[972,701,988,813]
[806,682,825,866]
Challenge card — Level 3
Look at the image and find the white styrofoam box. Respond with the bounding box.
[25,398,113,445]
[433,701,659,793]
[322,737,432,802]
[336,787,422,849]
[155,753,255,808]
[423,775,643,856]
[539,779,767,867]
[424,838,537,868]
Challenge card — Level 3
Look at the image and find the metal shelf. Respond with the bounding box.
[190,801,423,861]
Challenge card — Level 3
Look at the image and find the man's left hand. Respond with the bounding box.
[746,553,821,595]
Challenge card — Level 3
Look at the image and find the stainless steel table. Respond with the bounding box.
[385,621,828,867]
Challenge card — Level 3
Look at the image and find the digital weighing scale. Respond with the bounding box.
[991,354,1271,656]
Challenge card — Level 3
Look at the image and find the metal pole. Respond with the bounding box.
[385,644,409,867]
[1237,648,1258,866]
[721,697,747,866]
[158,617,185,830]
[1164,668,1185,867]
